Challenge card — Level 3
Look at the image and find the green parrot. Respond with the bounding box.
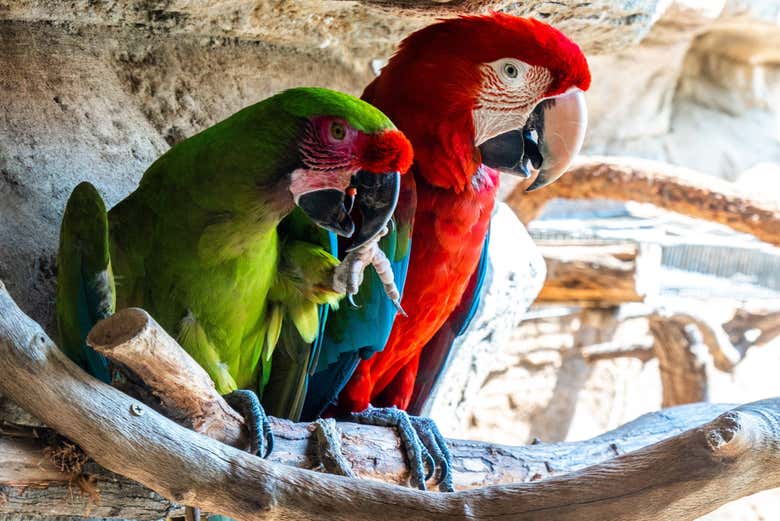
[56,87,413,454]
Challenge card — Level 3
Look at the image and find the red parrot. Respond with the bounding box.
[303,13,590,491]
[342,13,590,412]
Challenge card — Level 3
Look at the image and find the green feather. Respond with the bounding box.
[264,304,284,363]
[288,301,319,344]
[56,182,115,381]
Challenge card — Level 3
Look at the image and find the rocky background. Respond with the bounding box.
[1,1,780,519]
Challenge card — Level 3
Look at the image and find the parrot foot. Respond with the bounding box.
[351,406,454,492]
[312,418,357,477]
[224,389,274,458]
[333,226,404,314]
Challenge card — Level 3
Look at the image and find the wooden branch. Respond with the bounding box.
[0,401,738,520]
[86,308,247,449]
[0,396,736,498]
[507,157,780,248]
[537,241,660,304]
[3,282,780,520]
[37,306,724,489]
[0,436,181,519]
[649,313,712,407]
[581,339,655,363]
[724,308,780,355]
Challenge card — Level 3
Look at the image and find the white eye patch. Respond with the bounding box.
[488,58,529,88]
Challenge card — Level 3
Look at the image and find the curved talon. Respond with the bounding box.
[352,406,429,490]
[347,293,361,309]
[410,416,454,492]
[422,448,436,482]
[393,299,408,317]
[350,406,454,491]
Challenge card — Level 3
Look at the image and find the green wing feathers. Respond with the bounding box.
[56,182,115,382]
[259,211,341,420]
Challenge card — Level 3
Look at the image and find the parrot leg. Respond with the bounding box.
[350,406,453,492]
[333,226,406,315]
[224,389,274,458]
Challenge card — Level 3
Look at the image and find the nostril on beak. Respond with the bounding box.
[345,186,357,213]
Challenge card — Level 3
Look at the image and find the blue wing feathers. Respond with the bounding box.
[301,221,410,420]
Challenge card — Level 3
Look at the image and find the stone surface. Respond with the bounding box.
[582,0,780,180]
[0,0,667,332]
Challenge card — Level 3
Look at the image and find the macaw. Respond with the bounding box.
[56,87,413,457]
[303,14,590,490]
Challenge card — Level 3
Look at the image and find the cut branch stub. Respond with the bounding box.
[536,241,661,304]
[87,308,248,449]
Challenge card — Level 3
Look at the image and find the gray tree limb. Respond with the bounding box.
[2,280,780,520]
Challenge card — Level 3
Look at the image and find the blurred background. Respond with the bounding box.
[1,1,779,519]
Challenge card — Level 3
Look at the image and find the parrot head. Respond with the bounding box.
[365,13,590,192]
[278,88,413,249]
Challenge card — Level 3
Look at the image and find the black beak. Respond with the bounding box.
[478,128,542,179]
[347,169,400,252]
[296,170,400,250]
[478,88,588,192]
[297,189,356,238]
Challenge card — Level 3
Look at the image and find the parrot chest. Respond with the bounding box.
[393,167,498,358]
[113,222,280,387]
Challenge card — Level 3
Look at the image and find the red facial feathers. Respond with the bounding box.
[359,129,414,175]
[393,13,590,97]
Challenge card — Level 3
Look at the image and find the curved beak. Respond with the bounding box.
[297,189,356,238]
[525,88,588,192]
[477,88,587,190]
[296,170,400,251]
[347,169,400,252]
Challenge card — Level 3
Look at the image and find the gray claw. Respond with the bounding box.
[224,389,274,458]
[393,299,408,317]
[347,293,361,309]
[351,406,429,490]
[351,406,453,491]
[410,416,454,492]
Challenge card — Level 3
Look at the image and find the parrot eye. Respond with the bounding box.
[493,58,528,86]
[330,121,347,141]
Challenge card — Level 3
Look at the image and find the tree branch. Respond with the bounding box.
[724,308,780,355]
[2,282,780,520]
[507,157,780,248]
[86,308,248,449]
[536,241,661,304]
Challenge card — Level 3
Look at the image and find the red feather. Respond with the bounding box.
[335,13,590,413]
[359,129,414,174]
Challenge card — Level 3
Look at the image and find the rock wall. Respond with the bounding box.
[0,0,667,331]
[583,0,780,181]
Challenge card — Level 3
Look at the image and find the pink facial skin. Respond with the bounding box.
[289,115,413,201]
[299,116,361,172]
